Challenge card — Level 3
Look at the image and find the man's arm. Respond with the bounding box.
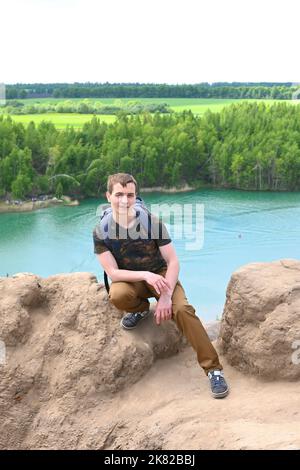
[158,242,180,296]
[96,251,170,294]
[154,243,180,325]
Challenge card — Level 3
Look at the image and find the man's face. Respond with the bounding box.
[106,182,136,216]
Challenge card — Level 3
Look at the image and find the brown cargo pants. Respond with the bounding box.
[109,268,222,375]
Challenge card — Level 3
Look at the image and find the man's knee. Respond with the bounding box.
[109,283,136,309]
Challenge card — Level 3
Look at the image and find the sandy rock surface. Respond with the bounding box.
[1,268,300,450]
[219,259,300,380]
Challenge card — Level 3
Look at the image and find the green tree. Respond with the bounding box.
[120,155,134,174]
[11,174,32,199]
[55,181,63,199]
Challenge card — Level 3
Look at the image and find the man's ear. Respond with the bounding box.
[106,191,111,203]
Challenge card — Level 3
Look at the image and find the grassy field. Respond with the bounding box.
[5,113,116,129]
[2,98,296,129]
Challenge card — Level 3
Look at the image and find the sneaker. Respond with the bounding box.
[208,370,229,399]
[120,310,150,330]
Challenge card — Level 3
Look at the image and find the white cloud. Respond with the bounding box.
[1,0,300,84]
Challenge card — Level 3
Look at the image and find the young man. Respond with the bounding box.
[93,173,229,399]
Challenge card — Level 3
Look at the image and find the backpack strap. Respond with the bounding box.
[104,271,110,294]
[95,209,113,294]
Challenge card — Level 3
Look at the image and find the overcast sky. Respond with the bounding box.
[1,0,300,84]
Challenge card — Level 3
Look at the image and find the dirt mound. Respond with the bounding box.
[0,273,182,449]
[1,267,300,450]
[219,259,300,379]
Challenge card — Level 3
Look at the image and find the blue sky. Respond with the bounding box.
[1,0,300,84]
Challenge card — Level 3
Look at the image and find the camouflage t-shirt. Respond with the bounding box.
[93,214,171,273]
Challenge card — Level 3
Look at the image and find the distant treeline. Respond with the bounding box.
[2,100,171,115]
[5,82,299,100]
[1,102,300,200]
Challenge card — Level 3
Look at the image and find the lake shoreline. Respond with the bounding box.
[2,182,299,214]
[0,196,79,214]
[0,185,198,214]
[140,183,196,193]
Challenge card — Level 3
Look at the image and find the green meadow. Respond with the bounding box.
[3,98,296,129]
[6,113,116,129]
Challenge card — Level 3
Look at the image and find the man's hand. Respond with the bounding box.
[154,293,173,325]
[144,272,171,295]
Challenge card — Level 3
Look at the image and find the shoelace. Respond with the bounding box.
[125,313,141,323]
[135,311,147,318]
[210,375,226,389]
[124,311,148,324]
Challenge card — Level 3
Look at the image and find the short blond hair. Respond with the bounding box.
[107,173,138,194]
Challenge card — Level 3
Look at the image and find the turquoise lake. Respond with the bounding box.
[1,189,300,321]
